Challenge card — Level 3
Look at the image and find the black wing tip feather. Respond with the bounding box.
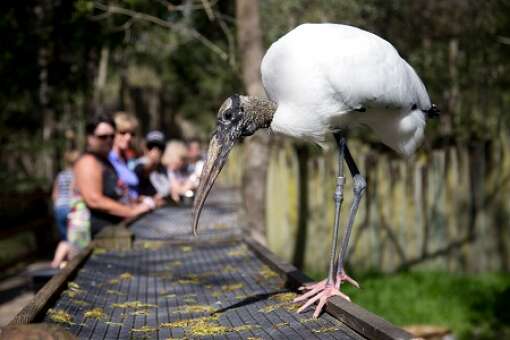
[424,104,440,119]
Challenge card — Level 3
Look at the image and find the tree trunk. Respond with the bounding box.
[236,0,270,244]
[35,2,55,184]
[93,46,110,114]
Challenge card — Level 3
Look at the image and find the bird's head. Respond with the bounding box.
[192,94,276,235]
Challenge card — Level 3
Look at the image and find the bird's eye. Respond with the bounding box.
[223,111,233,121]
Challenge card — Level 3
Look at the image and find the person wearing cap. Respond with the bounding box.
[131,130,170,201]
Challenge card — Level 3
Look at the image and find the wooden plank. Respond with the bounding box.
[93,225,133,250]
[244,236,414,340]
[8,246,92,325]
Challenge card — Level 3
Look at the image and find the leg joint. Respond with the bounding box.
[334,176,346,202]
[352,174,367,195]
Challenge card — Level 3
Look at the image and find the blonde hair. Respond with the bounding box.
[64,150,80,167]
[162,140,188,167]
[113,111,139,132]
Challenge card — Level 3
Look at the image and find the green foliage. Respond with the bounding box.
[1,0,509,190]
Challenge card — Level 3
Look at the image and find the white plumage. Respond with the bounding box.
[262,23,431,156]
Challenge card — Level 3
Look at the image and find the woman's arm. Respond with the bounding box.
[51,176,59,203]
[75,155,150,218]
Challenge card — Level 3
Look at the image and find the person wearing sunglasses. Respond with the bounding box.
[108,111,140,202]
[74,114,153,236]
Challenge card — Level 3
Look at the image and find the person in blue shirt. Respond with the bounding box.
[108,112,140,202]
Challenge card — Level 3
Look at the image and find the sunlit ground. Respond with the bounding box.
[308,271,510,339]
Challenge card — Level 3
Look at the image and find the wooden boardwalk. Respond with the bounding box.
[5,188,412,340]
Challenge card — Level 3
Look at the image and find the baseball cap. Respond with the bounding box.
[145,130,166,149]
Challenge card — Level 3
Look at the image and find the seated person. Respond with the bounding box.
[51,150,80,241]
[52,117,152,268]
[108,111,140,202]
[162,140,195,202]
[74,114,152,236]
[131,131,169,201]
[185,138,205,189]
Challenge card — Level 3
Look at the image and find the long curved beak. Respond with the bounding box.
[192,133,235,236]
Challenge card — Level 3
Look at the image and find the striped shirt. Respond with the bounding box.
[54,169,74,207]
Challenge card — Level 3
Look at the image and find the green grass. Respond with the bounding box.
[308,271,510,339]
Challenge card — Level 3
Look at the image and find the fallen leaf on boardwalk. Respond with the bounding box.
[48,309,74,325]
[166,260,182,268]
[258,293,300,314]
[181,246,192,252]
[106,289,126,296]
[258,266,279,279]
[73,300,89,306]
[221,265,237,273]
[112,301,158,309]
[131,310,151,316]
[227,245,248,257]
[68,282,80,290]
[232,325,258,332]
[271,292,297,303]
[190,322,229,336]
[172,305,216,314]
[312,326,340,333]
[93,247,107,255]
[104,321,124,326]
[161,315,221,329]
[273,322,289,328]
[129,325,158,333]
[213,223,228,229]
[84,308,106,320]
[221,283,244,292]
[119,272,133,280]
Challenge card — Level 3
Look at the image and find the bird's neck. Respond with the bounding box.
[242,96,277,130]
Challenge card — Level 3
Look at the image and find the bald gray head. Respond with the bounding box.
[192,94,276,235]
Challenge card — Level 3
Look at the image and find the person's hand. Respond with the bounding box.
[130,202,152,217]
[153,194,165,208]
[170,188,181,203]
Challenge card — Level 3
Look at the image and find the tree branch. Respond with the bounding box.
[94,2,228,60]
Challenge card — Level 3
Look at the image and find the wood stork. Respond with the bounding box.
[192,23,439,318]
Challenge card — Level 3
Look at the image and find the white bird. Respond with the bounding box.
[192,23,439,318]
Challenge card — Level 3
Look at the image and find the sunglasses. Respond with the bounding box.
[94,133,115,141]
[118,130,135,136]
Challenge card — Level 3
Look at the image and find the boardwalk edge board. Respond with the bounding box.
[244,236,414,340]
[8,246,93,326]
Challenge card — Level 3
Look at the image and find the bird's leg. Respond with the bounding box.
[294,133,351,318]
[335,144,366,288]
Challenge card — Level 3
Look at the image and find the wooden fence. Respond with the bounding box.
[218,133,510,274]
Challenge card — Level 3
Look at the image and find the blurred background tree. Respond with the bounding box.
[1,1,509,337]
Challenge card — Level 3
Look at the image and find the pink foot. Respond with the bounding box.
[294,283,349,318]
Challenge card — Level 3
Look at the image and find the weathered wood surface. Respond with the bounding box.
[8,246,92,326]
[8,187,413,339]
[40,240,364,339]
[245,237,413,340]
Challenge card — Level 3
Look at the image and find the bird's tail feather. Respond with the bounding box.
[424,104,440,119]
